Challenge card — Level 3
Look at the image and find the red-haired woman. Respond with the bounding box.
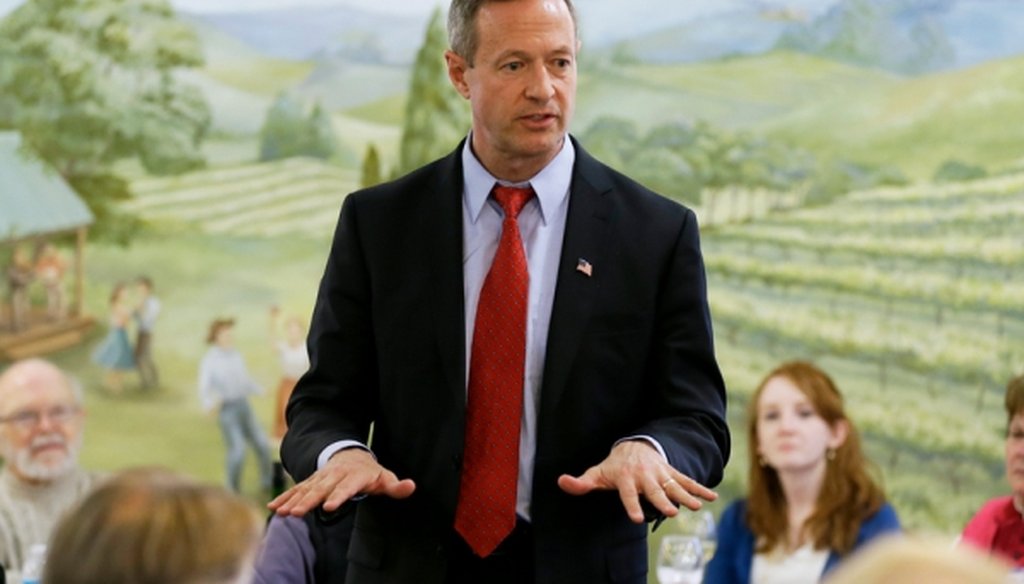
[704,361,900,583]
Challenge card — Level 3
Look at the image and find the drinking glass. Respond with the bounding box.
[677,509,717,564]
[656,534,704,584]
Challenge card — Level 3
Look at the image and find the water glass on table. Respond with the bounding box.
[677,509,717,564]
[656,534,704,584]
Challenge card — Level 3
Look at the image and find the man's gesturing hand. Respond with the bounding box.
[268,448,416,516]
[556,440,717,524]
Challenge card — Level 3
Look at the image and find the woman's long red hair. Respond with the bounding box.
[745,361,885,556]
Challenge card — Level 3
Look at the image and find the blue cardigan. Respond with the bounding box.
[703,499,901,583]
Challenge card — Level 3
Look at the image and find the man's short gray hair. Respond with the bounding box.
[448,0,578,66]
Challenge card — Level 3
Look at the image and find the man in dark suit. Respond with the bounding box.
[270,0,729,582]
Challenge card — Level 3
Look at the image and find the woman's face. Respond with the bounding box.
[1005,413,1024,497]
[756,375,845,474]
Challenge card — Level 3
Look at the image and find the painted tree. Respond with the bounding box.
[0,0,210,241]
[396,7,470,176]
[361,143,383,189]
[259,92,310,161]
[259,94,339,162]
[305,100,339,160]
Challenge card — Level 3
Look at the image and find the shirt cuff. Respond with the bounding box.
[615,435,668,462]
[316,440,374,470]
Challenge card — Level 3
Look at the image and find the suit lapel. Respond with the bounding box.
[425,148,468,416]
[539,146,612,418]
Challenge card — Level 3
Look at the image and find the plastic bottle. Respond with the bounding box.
[20,544,46,584]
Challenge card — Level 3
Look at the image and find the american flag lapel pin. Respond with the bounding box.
[576,258,593,277]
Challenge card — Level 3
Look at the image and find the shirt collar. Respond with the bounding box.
[462,133,575,224]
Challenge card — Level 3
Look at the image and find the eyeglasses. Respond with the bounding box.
[0,405,81,430]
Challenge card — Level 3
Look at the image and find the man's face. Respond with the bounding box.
[0,364,84,484]
[446,0,578,180]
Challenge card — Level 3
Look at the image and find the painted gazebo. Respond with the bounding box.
[1,131,95,361]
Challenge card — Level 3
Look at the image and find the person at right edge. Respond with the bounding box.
[269,1,730,583]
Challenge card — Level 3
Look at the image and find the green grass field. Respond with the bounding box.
[55,230,328,499]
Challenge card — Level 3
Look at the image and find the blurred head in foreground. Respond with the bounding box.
[826,535,1010,584]
[43,467,263,584]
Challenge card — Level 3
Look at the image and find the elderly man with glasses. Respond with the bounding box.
[0,358,99,575]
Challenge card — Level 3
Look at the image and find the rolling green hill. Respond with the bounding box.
[576,51,901,132]
[766,54,1024,178]
[575,51,1024,181]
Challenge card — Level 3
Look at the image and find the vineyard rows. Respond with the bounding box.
[704,171,1024,530]
[126,157,358,238]
[119,157,1024,530]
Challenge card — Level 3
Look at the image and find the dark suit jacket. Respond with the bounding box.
[282,138,730,584]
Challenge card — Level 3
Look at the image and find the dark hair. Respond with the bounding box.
[206,318,235,344]
[746,361,885,556]
[1006,374,1024,428]
[109,282,126,305]
[448,0,578,65]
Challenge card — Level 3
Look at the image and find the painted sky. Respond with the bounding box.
[0,0,840,19]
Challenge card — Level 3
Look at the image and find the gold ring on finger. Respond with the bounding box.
[662,478,676,490]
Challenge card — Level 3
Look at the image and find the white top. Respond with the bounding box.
[276,341,309,380]
[751,543,829,584]
[136,295,161,331]
[197,346,263,412]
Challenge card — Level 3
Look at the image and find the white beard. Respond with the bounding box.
[0,432,82,482]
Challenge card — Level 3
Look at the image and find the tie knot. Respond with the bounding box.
[492,185,535,219]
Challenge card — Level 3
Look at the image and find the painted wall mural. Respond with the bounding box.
[2,0,1023,565]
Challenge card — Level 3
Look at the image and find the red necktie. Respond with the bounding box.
[454,185,534,557]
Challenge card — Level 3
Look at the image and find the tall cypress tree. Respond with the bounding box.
[396,7,470,176]
[361,143,383,189]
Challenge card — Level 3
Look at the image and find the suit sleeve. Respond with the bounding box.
[638,208,730,487]
[281,195,379,481]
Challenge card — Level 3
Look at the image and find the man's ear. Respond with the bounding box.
[445,50,471,99]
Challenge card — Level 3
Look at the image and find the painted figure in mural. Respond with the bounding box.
[5,244,35,332]
[704,361,901,584]
[0,358,100,575]
[269,305,309,441]
[270,1,729,582]
[43,467,263,584]
[33,242,67,323]
[91,282,136,393]
[133,275,161,390]
[960,373,1024,569]
[198,318,274,494]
